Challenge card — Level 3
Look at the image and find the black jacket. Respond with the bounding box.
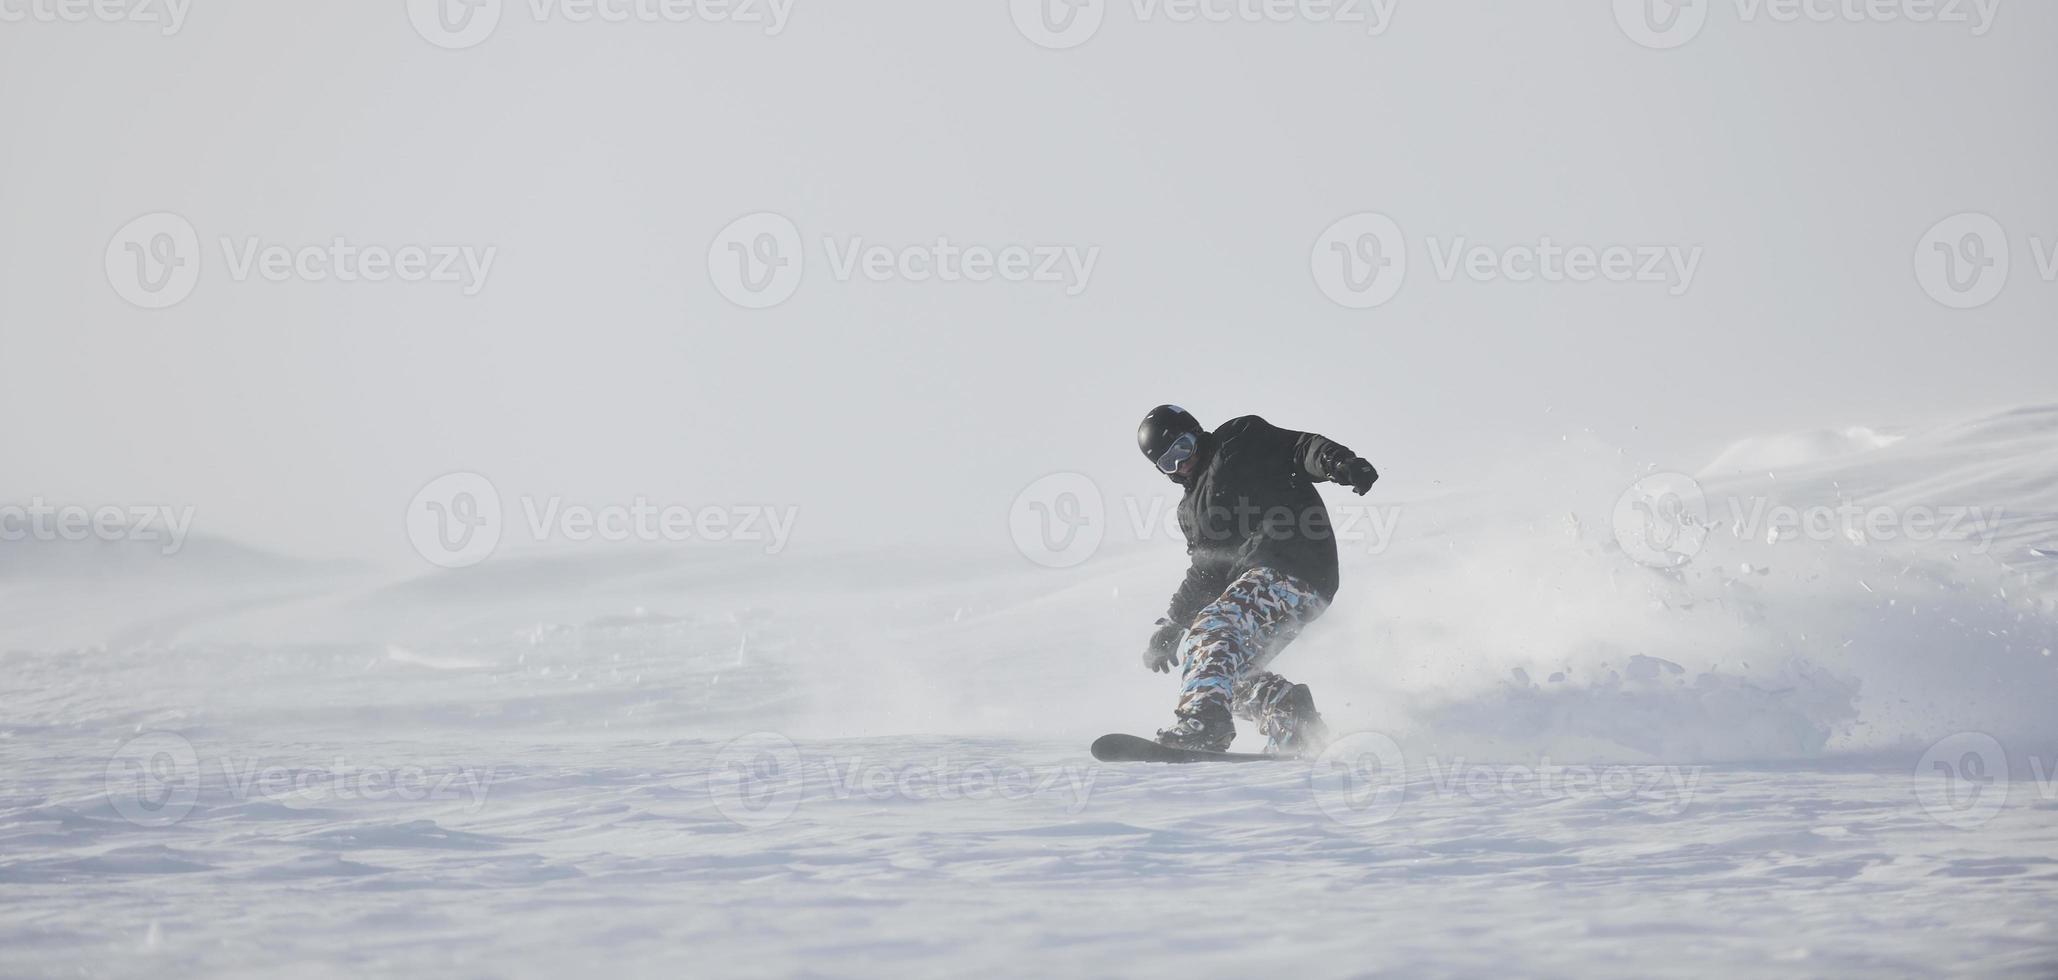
[1164,416,1359,624]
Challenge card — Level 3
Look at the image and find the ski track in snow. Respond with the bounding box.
[5,405,2058,977]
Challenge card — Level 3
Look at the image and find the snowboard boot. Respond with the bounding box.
[1155,700,1235,753]
[1258,683,1328,757]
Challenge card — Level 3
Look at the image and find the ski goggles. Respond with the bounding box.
[1154,431,1199,474]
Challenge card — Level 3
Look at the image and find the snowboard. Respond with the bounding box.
[1090,733,1291,764]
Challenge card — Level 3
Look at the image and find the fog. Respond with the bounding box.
[8,4,2058,976]
[0,3,2047,567]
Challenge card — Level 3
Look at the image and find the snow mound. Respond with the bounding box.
[1328,403,2058,763]
[1700,426,1904,477]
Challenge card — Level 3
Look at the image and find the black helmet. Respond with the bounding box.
[1138,405,1204,473]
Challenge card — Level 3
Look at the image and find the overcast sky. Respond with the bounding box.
[2,1,2052,567]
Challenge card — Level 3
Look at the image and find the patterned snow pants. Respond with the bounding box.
[1174,566,1329,725]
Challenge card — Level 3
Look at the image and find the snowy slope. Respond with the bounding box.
[4,405,2058,977]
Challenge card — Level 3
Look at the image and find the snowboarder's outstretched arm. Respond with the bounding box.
[1219,415,1381,495]
[1288,426,1379,495]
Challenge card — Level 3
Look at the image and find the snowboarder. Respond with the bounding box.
[1137,405,1379,755]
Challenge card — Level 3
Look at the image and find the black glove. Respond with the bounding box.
[1340,457,1379,495]
[1314,441,1380,496]
[1144,621,1184,674]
